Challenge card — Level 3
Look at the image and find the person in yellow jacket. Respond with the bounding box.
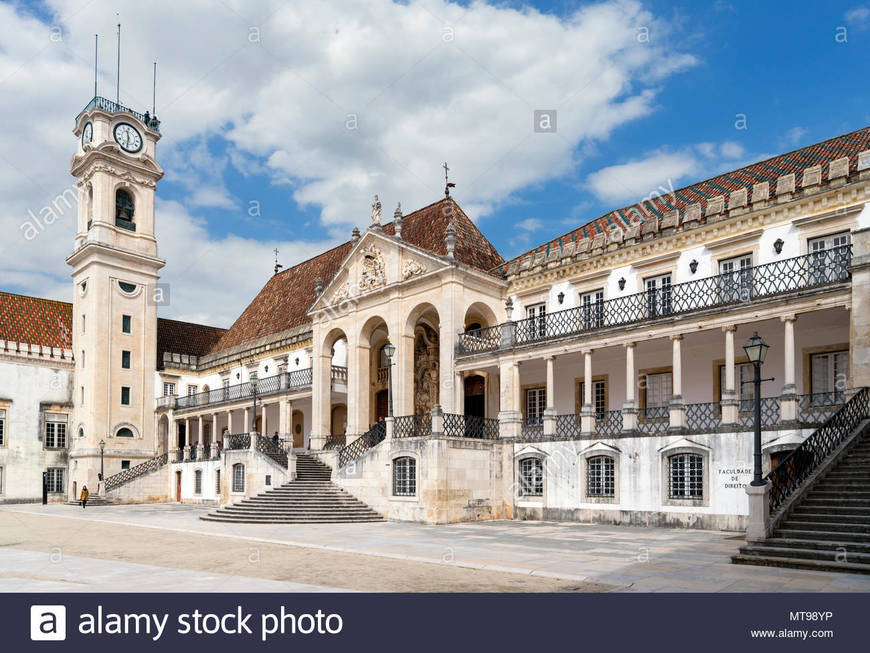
[80,485,89,509]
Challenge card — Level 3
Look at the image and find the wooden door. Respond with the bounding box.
[375,390,388,424]
[292,410,304,448]
[175,471,182,502]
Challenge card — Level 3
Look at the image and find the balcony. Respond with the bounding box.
[78,96,161,132]
[457,246,852,356]
[174,368,324,412]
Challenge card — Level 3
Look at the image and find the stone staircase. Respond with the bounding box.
[733,424,870,574]
[201,453,383,524]
[65,494,115,506]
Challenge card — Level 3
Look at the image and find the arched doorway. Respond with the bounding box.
[330,404,347,436]
[464,375,486,418]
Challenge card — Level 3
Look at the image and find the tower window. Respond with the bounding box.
[116,428,134,438]
[115,189,136,231]
[121,350,131,369]
[122,315,132,333]
[119,282,137,293]
[121,387,131,405]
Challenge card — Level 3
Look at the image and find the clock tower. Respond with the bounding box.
[66,98,165,497]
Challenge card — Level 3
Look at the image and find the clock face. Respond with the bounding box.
[113,122,142,153]
[81,122,93,146]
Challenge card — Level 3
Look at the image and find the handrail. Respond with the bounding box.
[175,368,314,410]
[104,452,169,492]
[77,96,161,132]
[394,414,432,438]
[767,387,870,512]
[458,245,852,355]
[338,422,387,468]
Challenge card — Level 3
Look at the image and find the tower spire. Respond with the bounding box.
[443,161,455,198]
[273,248,283,275]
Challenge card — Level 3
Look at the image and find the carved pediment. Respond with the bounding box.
[402,258,427,280]
[358,244,386,291]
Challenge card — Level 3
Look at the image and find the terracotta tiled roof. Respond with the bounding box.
[210,197,504,354]
[0,291,73,349]
[156,318,226,369]
[500,125,870,274]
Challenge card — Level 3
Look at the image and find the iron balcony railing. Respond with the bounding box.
[226,433,251,450]
[78,96,161,132]
[521,416,544,440]
[443,413,500,439]
[254,434,288,467]
[637,406,670,435]
[738,397,781,430]
[457,246,852,355]
[339,421,387,468]
[394,414,432,438]
[797,392,847,426]
[175,368,320,410]
[322,434,347,450]
[103,452,169,492]
[685,401,723,432]
[767,387,870,512]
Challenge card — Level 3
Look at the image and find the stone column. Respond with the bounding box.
[622,342,638,431]
[745,481,771,542]
[543,355,557,437]
[721,326,739,426]
[227,409,234,434]
[669,335,685,431]
[279,398,291,438]
[261,403,268,437]
[581,350,594,434]
[455,371,464,415]
[243,407,250,433]
[384,415,395,441]
[850,226,870,389]
[311,350,332,449]
[438,300,459,414]
[395,333,415,417]
[211,414,218,448]
[346,334,369,441]
[431,404,444,436]
[780,314,798,423]
[498,360,521,439]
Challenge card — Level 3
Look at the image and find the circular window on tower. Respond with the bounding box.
[118,282,137,293]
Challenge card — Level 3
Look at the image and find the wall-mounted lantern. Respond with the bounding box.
[618,277,626,291]
[557,292,565,305]
[689,259,698,274]
[773,238,784,255]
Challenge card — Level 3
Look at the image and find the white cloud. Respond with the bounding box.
[782,126,808,148]
[0,0,696,325]
[585,141,748,205]
[846,6,870,24]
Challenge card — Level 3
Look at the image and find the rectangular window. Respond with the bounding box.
[519,458,543,497]
[668,454,703,499]
[187,385,198,396]
[121,350,131,369]
[587,456,615,498]
[194,470,203,495]
[163,382,176,397]
[215,470,221,494]
[580,289,604,329]
[45,468,64,494]
[809,232,851,284]
[526,302,547,339]
[810,350,849,396]
[525,387,546,422]
[644,372,672,408]
[121,387,131,405]
[0,409,5,446]
[122,314,132,333]
[232,464,245,492]
[719,363,755,403]
[44,414,67,449]
[579,379,607,416]
[645,273,672,317]
[121,460,131,470]
[718,254,753,302]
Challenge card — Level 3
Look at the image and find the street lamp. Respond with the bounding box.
[383,340,396,418]
[99,439,106,482]
[743,332,771,487]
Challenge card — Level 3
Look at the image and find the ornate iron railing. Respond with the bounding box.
[323,434,346,450]
[226,433,251,450]
[376,367,388,385]
[175,368,314,410]
[797,392,846,426]
[457,246,852,355]
[637,406,670,434]
[339,421,387,467]
[254,434,288,467]
[104,452,169,492]
[394,414,432,438]
[521,417,544,440]
[596,409,623,436]
[187,446,198,462]
[555,414,582,439]
[738,397,780,430]
[78,96,161,132]
[685,402,723,433]
[768,387,870,512]
[443,414,500,439]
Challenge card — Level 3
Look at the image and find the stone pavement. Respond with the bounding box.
[3,503,870,592]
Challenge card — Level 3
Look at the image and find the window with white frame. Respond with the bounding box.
[580,289,604,329]
[0,409,5,446]
[525,387,546,424]
[719,363,755,403]
[187,385,198,396]
[718,254,753,302]
[578,379,607,417]
[809,232,851,283]
[232,463,245,492]
[644,273,672,317]
[194,469,202,495]
[668,453,703,499]
[44,413,67,449]
[810,350,849,396]
[163,382,176,397]
[586,455,615,498]
[45,467,64,494]
[526,302,547,338]
[392,456,416,496]
[644,372,672,410]
[518,458,543,497]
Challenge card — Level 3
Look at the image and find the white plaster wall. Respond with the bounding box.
[171,459,220,503]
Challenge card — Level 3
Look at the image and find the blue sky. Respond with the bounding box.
[1,0,869,326]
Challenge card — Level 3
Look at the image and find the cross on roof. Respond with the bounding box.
[443,161,455,198]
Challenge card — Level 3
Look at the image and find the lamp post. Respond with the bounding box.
[743,332,771,486]
[383,341,396,418]
[99,439,105,482]
[250,370,259,435]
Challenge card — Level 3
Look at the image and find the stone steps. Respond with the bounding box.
[201,453,383,524]
[65,495,115,506]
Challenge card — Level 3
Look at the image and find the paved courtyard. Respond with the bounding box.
[2,503,869,592]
